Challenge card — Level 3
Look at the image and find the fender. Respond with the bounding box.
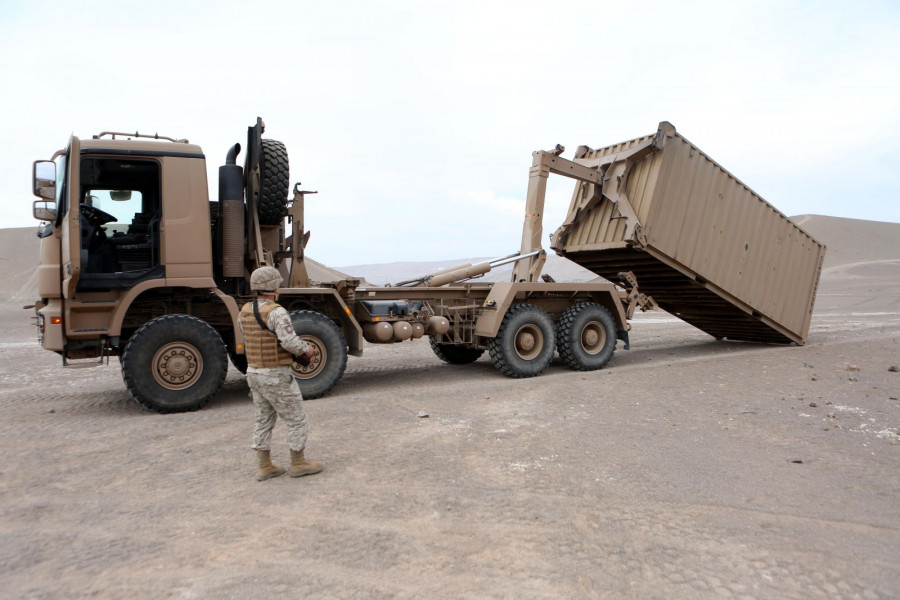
[106,277,222,337]
[278,287,364,356]
[474,282,628,339]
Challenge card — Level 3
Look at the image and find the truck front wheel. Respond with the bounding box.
[122,315,228,413]
[556,303,617,370]
[488,304,555,378]
[289,311,348,399]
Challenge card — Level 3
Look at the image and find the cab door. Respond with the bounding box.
[60,136,81,299]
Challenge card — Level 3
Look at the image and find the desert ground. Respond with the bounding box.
[0,215,897,599]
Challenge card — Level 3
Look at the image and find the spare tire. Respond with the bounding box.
[258,138,290,225]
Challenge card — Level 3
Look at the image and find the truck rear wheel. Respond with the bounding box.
[258,138,290,225]
[122,315,228,413]
[289,311,347,399]
[429,337,485,364]
[556,303,617,370]
[488,304,555,378]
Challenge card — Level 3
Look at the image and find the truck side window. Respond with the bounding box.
[54,155,68,226]
[77,157,162,286]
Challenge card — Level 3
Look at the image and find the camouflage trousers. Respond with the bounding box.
[247,365,309,452]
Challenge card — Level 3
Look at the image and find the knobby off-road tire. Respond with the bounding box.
[488,304,555,378]
[289,311,348,399]
[258,138,290,225]
[556,303,617,371]
[428,336,485,364]
[122,315,228,413]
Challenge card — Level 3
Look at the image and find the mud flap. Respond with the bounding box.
[617,329,630,351]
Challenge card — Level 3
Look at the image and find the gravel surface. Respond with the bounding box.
[1,281,898,599]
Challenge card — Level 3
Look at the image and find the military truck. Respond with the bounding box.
[28,119,657,412]
[28,119,823,413]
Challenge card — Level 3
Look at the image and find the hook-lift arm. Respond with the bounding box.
[287,183,317,287]
[512,123,671,283]
[511,146,607,282]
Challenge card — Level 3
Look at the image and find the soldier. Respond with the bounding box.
[240,266,323,481]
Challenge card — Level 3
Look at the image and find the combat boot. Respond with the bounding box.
[289,449,323,478]
[255,449,286,481]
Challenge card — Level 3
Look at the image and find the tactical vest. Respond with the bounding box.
[239,300,294,368]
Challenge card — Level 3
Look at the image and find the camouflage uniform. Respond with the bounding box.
[241,299,311,452]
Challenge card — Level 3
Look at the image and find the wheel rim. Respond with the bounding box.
[513,324,543,361]
[151,342,203,390]
[580,320,606,355]
[292,336,327,380]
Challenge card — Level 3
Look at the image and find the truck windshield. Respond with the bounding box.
[83,190,144,233]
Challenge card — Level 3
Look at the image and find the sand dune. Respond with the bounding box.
[2,214,898,318]
[792,214,900,270]
[0,226,42,304]
[343,214,900,291]
[339,253,598,286]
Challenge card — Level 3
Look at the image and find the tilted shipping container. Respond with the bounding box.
[550,122,826,344]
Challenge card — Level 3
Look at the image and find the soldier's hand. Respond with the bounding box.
[305,345,319,359]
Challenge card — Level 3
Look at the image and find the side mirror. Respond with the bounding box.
[33,160,56,200]
[33,199,57,221]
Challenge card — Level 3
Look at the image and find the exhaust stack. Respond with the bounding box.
[219,143,245,278]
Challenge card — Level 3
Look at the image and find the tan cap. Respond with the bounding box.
[249,266,283,291]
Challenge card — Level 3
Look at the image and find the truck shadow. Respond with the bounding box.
[317,339,777,399]
[325,359,502,398]
[52,339,779,415]
[610,338,777,370]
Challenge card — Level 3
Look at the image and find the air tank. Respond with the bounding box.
[363,322,393,343]
[392,321,413,341]
[363,320,431,343]
[425,316,450,335]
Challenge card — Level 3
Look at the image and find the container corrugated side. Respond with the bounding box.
[553,123,826,344]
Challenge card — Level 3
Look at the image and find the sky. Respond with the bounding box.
[1,0,898,266]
